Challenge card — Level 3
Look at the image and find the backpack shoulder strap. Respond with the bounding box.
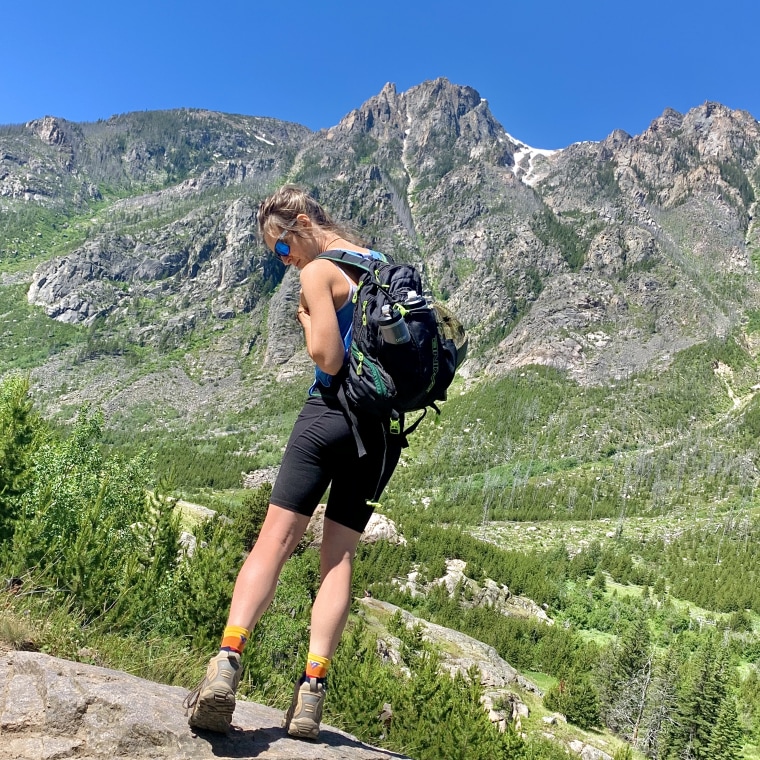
[316,248,393,273]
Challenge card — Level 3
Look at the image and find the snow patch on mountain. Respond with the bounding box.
[507,132,558,186]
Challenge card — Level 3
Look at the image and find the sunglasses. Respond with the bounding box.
[273,228,290,258]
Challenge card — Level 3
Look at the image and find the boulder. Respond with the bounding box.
[306,506,406,547]
[0,651,409,760]
[568,739,613,760]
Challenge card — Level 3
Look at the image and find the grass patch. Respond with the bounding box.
[0,201,110,274]
[522,670,557,692]
[0,284,84,371]
[2,592,203,687]
[0,602,36,650]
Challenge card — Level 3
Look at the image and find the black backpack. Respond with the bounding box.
[317,249,468,454]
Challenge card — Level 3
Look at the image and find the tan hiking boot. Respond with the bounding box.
[183,651,242,733]
[282,676,325,740]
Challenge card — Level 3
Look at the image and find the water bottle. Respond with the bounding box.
[379,304,410,344]
[403,290,427,310]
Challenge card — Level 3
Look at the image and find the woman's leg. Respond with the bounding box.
[308,517,363,658]
[186,504,310,732]
[226,504,311,631]
[281,517,363,739]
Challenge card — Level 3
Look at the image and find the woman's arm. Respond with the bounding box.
[298,260,346,375]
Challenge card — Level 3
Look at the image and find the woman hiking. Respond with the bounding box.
[184,184,402,739]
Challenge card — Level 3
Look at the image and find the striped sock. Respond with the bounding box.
[304,652,330,680]
[220,625,250,654]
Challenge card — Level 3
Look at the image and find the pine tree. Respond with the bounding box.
[707,693,743,760]
[663,634,732,760]
[598,611,654,741]
[638,644,681,758]
[544,671,600,730]
[381,624,526,760]
[0,375,42,543]
[173,517,242,649]
[737,666,760,745]
[116,486,183,631]
[328,619,394,742]
[231,483,272,551]
[616,612,651,681]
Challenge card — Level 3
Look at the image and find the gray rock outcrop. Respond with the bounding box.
[241,466,281,490]
[305,505,407,547]
[568,739,613,760]
[0,650,410,760]
[361,598,541,696]
[395,558,553,626]
[360,597,538,735]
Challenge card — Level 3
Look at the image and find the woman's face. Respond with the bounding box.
[264,219,317,270]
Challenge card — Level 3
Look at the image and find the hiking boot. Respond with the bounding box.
[183,651,242,733]
[282,676,325,740]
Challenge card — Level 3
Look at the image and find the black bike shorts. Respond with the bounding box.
[270,396,402,533]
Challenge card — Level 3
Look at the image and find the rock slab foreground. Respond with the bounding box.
[0,651,411,760]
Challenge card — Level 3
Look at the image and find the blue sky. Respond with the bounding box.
[2,0,757,150]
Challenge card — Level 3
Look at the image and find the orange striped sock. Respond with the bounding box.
[220,625,250,654]
[305,652,330,680]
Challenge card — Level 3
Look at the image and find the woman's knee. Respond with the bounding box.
[254,504,310,557]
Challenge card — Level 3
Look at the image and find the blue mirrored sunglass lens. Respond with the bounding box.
[274,240,290,257]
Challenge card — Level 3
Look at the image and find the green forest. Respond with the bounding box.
[2,322,759,759]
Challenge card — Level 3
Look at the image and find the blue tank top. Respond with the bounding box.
[308,269,357,397]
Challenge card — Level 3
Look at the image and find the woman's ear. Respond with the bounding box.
[295,213,312,229]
